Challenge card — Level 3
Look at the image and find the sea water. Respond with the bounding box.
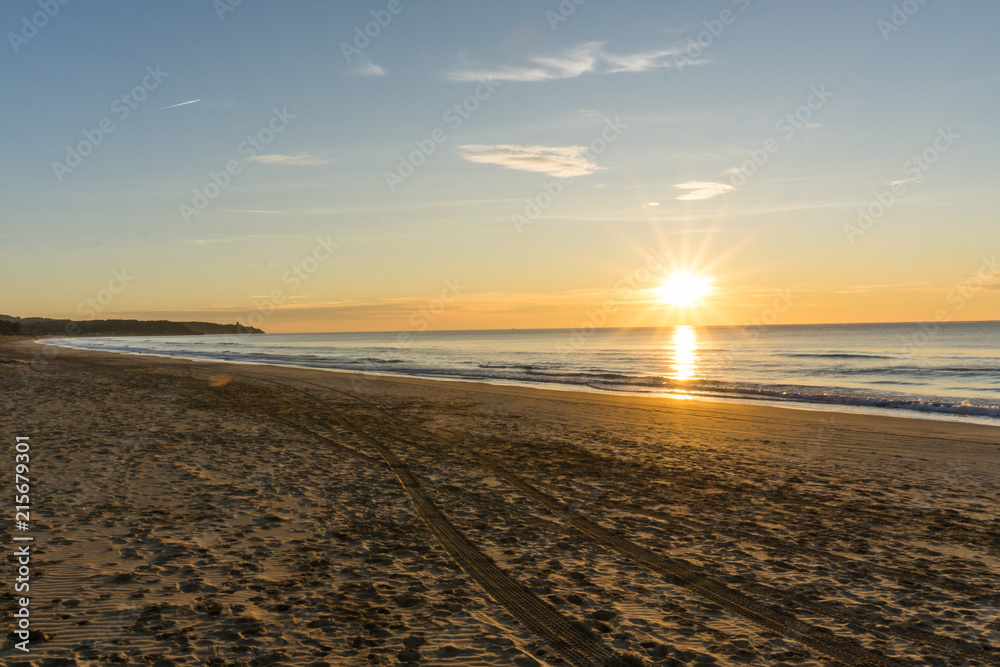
[45,321,1000,423]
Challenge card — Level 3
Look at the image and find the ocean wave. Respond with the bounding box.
[785,353,895,360]
[589,379,1000,418]
[933,366,1000,373]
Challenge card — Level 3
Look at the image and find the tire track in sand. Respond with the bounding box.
[237,374,642,667]
[483,464,902,667]
[453,454,1000,663]
[250,374,912,667]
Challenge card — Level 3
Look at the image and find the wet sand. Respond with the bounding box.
[1,338,998,666]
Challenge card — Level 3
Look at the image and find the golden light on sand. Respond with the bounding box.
[654,272,714,307]
[669,325,698,381]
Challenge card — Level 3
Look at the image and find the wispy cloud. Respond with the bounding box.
[830,281,932,294]
[183,234,288,245]
[247,152,330,166]
[447,41,685,83]
[674,181,735,201]
[457,144,603,177]
[350,57,386,77]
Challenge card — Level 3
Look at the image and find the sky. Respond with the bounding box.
[2,0,998,333]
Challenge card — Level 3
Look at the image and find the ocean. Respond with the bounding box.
[44,321,1000,423]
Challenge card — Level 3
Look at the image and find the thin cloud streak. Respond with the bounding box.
[350,58,387,77]
[156,99,200,111]
[674,181,735,201]
[247,153,331,166]
[457,144,603,177]
[447,41,686,83]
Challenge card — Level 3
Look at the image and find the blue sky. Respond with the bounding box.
[2,0,998,331]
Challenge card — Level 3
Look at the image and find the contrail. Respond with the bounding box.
[156,99,200,111]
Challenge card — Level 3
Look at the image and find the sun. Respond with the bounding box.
[654,272,714,306]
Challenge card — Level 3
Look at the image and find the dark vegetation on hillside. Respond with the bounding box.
[0,315,264,336]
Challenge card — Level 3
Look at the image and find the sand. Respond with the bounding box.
[1,337,998,666]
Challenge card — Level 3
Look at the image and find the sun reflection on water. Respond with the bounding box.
[669,325,698,382]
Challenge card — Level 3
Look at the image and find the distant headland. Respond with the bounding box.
[0,315,264,337]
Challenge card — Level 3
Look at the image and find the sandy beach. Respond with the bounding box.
[2,337,998,666]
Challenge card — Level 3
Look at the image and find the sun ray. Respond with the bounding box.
[654,272,714,307]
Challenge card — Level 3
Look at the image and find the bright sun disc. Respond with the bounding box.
[655,272,714,306]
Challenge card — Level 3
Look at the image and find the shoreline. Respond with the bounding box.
[3,337,999,664]
[18,337,1000,468]
[34,337,1000,429]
